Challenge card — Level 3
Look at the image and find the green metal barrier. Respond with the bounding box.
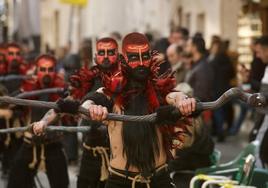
[250,168,268,188]
[190,154,256,188]
[195,141,259,175]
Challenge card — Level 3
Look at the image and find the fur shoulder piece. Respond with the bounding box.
[69,67,99,100]
[153,70,176,101]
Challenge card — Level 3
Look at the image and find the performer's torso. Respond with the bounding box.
[104,91,167,172]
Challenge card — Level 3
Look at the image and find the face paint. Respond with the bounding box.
[6,47,22,64]
[36,58,56,88]
[123,44,151,69]
[122,32,152,81]
[95,40,118,70]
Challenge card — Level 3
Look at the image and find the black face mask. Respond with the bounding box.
[129,66,150,81]
[9,60,20,74]
[42,75,52,88]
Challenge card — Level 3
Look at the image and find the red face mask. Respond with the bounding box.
[95,40,118,69]
[122,38,151,69]
[6,47,23,73]
[6,47,22,63]
[36,59,56,88]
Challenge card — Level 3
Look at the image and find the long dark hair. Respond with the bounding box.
[122,89,160,175]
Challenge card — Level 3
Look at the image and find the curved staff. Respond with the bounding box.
[0,87,266,134]
[15,87,66,98]
[0,125,91,134]
[0,74,32,82]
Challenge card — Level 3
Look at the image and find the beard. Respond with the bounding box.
[129,66,150,82]
[122,92,160,176]
[9,60,20,74]
[98,58,115,71]
[42,75,52,88]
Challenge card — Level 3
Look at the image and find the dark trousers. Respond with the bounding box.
[105,168,174,188]
[7,142,69,188]
[2,137,23,175]
[77,148,106,188]
[62,132,78,161]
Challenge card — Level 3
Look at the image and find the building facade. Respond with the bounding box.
[5,0,268,61]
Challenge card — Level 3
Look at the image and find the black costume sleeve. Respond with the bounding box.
[55,98,80,114]
[82,92,113,112]
[156,105,180,125]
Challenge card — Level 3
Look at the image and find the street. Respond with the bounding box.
[0,112,254,188]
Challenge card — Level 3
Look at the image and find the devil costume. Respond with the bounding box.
[79,33,194,188]
[0,43,28,176]
[69,38,123,188]
[7,55,69,188]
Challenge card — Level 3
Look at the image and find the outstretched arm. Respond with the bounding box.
[166,91,196,116]
[32,109,60,136]
[41,109,60,125]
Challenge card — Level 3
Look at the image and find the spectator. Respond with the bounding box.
[153,27,189,74]
[249,38,266,92]
[57,46,68,73]
[166,44,187,83]
[209,39,235,95]
[249,38,267,141]
[253,35,268,168]
[185,36,214,102]
[209,38,235,141]
[145,32,155,47]
[79,38,93,68]
[230,64,251,135]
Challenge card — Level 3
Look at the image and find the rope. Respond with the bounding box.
[108,164,168,188]
[108,167,151,188]
[25,138,46,172]
[38,144,46,172]
[83,143,109,181]
[4,118,11,146]
[28,144,37,169]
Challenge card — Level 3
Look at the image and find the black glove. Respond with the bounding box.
[55,98,80,114]
[156,105,181,125]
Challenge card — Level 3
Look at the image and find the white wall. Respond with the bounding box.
[178,0,222,47]
[40,0,71,49]
[221,0,242,49]
[40,0,242,52]
[176,0,242,50]
[41,0,176,52]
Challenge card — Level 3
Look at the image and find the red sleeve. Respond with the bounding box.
[19,63,29,75]
[50,75,66,101]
